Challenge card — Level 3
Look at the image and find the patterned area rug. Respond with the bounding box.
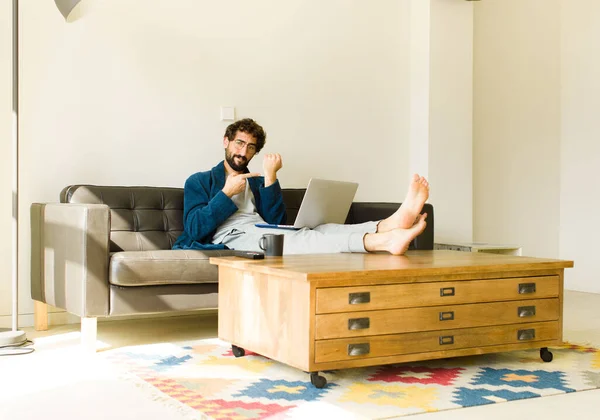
[103,339,600,419]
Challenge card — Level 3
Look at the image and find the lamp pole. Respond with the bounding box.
[11,0,19,332]
[1,0,83,350]
[0,0,26,348]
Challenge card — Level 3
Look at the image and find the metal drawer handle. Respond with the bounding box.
[519,283,537,294]
[518,306,536,318]
[348,343,370,356]
[348,317,370,330]
[518,329,536,341]
[439,336,454,345]
[440,287,455,297]
[349,292,370,305]
[439,311,455,321]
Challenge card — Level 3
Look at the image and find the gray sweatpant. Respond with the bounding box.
[218,221,379,255]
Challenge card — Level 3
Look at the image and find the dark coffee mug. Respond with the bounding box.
[259,233,284,256]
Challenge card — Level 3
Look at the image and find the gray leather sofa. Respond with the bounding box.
[30,185,434,349]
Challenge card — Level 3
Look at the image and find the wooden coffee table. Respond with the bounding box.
[210,251,573,388]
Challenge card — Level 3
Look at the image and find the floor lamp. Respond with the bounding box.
[54,0,84,22]
[0,0,26,351]
[0,0,83,351]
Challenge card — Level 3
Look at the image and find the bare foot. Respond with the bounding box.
[386,214,427,255]
[365,213,428,255]
[378,174,429,232]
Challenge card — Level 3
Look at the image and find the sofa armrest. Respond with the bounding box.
[31,203,111,317]
[414,203,434,250]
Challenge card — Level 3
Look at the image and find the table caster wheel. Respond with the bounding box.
[232,344,245,358]
[310,372,327,388]
[540,347,553,362]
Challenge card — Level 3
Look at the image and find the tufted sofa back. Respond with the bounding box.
[61,185,311,252]
[61,185,432,252]
[61,185,184,252]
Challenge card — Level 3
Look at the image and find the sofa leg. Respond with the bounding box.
[34,301,48,331]
[81,317,98,352]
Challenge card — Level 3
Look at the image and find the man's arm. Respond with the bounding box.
[263,153,282,188]
[259,153,286,224]
[183,174,238,243]
[258,180,287,225]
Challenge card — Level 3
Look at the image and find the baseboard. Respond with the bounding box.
[0,308,218,329]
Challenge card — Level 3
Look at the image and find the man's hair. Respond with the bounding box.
[224,118,267,153]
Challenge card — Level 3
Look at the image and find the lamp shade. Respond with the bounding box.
[54,0,83,20]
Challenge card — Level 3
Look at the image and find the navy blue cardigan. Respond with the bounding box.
[172,161,287,250]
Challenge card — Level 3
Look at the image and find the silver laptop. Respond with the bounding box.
[256,178,359,230]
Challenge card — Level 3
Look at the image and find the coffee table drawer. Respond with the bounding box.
[314,321,559,363]
[315,298,559,339]
[315,276,559,314]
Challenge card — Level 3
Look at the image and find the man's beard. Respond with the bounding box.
[225,150,249,172]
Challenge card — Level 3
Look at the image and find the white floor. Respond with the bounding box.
[1,291,599,420]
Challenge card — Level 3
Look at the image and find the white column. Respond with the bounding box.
[408,0,431,179]
[429,0,474,243]
[409,0,474,244]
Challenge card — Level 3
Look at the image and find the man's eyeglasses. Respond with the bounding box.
[231,139,257,153]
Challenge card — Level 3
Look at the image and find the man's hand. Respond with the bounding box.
[223,172,260,197]
[263,153,283,187]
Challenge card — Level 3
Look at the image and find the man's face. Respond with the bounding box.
[224,131,258,172]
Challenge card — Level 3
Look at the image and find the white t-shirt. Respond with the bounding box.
[211,180,265,244]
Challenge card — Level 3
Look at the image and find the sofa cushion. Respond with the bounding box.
[109,249,237,287]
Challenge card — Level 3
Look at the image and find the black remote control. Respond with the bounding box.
[236,251,265,260]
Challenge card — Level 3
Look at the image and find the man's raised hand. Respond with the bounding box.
[222,172,260,197]
[263,153,283,186]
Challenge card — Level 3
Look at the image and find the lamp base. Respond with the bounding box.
[0,330,27,347]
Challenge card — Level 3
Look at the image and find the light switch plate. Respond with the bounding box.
[220,106,235,121]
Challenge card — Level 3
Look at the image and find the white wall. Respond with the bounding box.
[474,0,600,293]
[14,0,593,325]
[0,0,476,327]
[560,0,600,293]
[473,0,561,257]
[19,0,412,201]
[3,0,421,326]
[0,1,13,319]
